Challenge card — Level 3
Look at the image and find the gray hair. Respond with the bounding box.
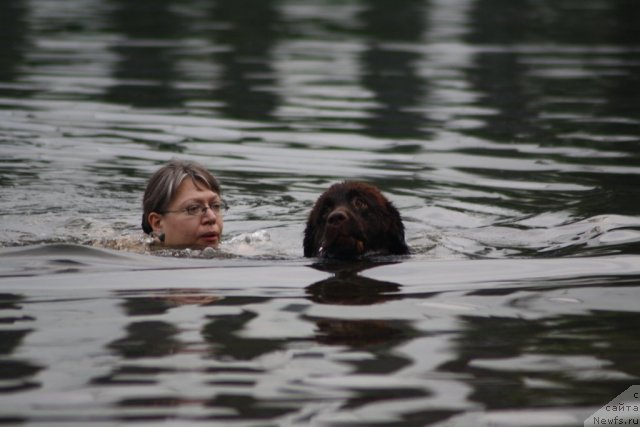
[141,160,221,234]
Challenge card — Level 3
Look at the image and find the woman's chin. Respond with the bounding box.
[196,238,220,249]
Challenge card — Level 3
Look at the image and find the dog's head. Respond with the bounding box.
[303,181,409,259]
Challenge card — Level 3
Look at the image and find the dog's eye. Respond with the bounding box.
[321,202,334,217]
[353,198,368,211]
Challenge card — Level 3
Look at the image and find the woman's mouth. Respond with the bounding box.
[199,232,220,245]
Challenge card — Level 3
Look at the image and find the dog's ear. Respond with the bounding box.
[303,220,317,257]
[383,200,410,255]
[303,203,321,257]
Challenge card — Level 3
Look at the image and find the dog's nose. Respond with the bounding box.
[328,209,348,226]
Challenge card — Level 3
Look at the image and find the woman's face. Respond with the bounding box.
[148,178,224,248]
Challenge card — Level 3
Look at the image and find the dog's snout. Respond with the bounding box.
[327,209,348,226]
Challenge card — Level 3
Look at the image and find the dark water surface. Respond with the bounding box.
[1,0,640,426]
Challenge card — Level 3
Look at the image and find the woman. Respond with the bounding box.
[142,160,226,249]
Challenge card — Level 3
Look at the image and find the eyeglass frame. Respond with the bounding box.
[160,200,229,217]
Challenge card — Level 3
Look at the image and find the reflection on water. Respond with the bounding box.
[1,0,640,425]
[2,250,639,425]
[1,247,640,425]
[0,1,28,88]
[209,0,282,121]
[359,0,431,139]
[105,0,189,108]
[0,293,41,395]
[306,260,402,305]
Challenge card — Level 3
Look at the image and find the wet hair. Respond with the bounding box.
[141,160,221,234]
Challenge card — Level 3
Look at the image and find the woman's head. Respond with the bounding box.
[142,160,225,248]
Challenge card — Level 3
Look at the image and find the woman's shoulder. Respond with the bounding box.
[90,234,160,254]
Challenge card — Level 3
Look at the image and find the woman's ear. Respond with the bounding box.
[147,212,164,233]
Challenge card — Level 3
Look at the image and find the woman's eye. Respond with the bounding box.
[186,205,202,215]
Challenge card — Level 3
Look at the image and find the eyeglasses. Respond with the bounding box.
[162,201,228,217]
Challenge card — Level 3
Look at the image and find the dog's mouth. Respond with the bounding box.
[319,233,366,259]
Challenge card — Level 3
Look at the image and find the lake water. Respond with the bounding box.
[1,0,640,426]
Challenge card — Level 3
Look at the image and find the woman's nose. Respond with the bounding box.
[202,207,217,222]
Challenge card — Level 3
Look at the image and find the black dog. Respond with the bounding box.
[303,181,409,259]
